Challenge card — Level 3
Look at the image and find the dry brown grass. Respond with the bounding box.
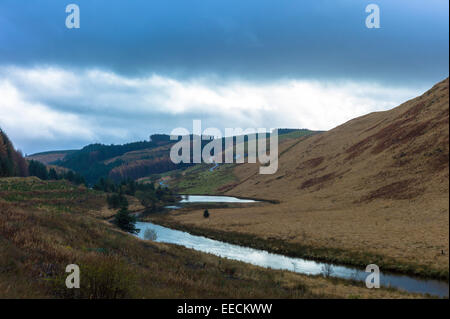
[162,78,449,278]
[0,177,418,298]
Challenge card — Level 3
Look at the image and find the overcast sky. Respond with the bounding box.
[0,0,448,154]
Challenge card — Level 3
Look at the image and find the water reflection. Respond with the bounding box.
[135,221,449,297]
[180,195,257,203]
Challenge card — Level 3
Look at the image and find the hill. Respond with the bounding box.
[141,129,320,194]
[34,130,317,185]
[52,136,181,185]
[1,129,85,184]
[27,150,77,165]
[157,78,450,279]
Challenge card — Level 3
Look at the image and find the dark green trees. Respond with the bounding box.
[0,129,28,177]
[107,193,129,209]
[27,159,86,185]
[48,168,59,180]
[113,205,139,234]
[28,160,48,180]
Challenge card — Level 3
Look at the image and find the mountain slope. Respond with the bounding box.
[229,78,449,203]
[32,130,317,185]
[164,78,449,278]
[52,136,179,184]
[27,150,77,165]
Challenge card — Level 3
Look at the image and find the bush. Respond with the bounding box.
[113,207,139,234]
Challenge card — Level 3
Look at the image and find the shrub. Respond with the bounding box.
[113,207,139,234]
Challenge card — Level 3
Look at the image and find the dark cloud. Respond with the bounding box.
[0,0,448,84]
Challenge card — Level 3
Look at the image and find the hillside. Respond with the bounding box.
[228,78,449,202]
[31,130,316,186]
[52,136,180,184]
[148,129,320,194]
[27,150,77,165]
[158,78,450,278]
[0,129,28,177]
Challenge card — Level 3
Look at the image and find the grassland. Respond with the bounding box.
[0,177,420,298]
[140,163,239,194]
[170,163,237,194]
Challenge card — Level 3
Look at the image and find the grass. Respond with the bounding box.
[170,163,237,194]
[0,177,420,298]
[278,129,322,143]
[138,130,320,194]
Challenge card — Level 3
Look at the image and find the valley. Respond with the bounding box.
[146,78,450,281]
[0,177,418,299]
[1,78,448,299]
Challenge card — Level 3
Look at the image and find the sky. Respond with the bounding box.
[0,0,448,154]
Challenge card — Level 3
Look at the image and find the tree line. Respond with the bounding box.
[55,135,178,184]
[0,129,28,177]
[28,160,87,185]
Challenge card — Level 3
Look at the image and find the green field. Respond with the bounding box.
[170,163,237,194]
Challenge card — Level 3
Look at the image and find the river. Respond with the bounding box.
[137,195,449,297]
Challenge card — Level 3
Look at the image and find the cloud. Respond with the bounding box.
[0,66,426,154]
[0,78,94,153]
[0,0,448,83]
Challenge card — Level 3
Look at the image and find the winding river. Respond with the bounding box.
[136,195,449,298]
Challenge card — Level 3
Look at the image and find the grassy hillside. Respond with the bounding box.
[169,163,238,194]
[0,177,415,298]
[161,129,319,194]
[155,78,450,279]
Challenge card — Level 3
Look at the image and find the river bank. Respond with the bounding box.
[2,177,419,299]
[137,217,448,297]
[142,208,449,282]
